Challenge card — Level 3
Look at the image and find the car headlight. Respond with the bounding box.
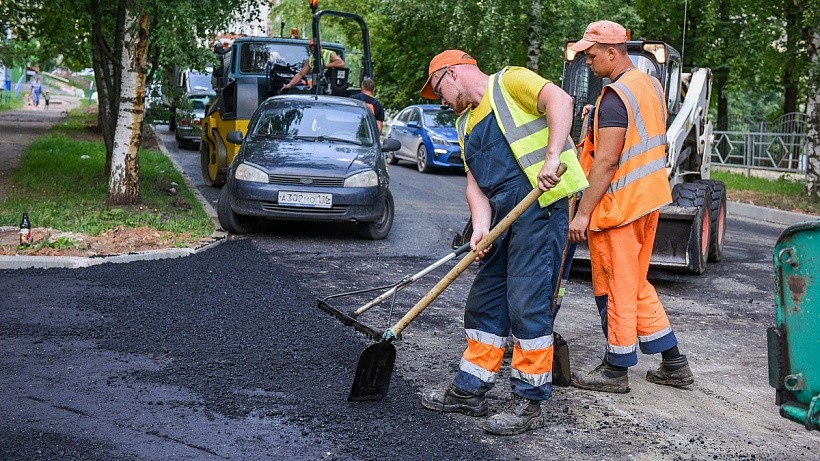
[234,163,268,183]
[344,170,379,187]
[430,134,448,146]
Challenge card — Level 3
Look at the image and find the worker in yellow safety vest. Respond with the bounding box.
[568,20,694,393]
[282,38,345,91]
[418,49,587,436]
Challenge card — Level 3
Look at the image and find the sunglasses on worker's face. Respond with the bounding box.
[432,67,449,99]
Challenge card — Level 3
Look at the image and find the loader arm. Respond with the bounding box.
[666,67,713,186]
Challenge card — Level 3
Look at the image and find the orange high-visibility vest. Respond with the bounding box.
[587,69,672,230]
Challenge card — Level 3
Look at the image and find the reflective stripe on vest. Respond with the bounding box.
[456,67,588,208]
[589,70,672,230]
[310,49,335,71]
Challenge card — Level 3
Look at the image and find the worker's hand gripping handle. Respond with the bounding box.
[383,162,568,341]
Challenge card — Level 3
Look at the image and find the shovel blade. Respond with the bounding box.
[348,341,396,401]
[553,332,572,387]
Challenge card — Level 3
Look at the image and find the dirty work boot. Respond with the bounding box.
[482,393,545,436]
[646,355,694,388]
[421,385,487,416]
[571,361,630,393]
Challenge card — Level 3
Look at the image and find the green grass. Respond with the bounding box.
[0,110,214,239]
[712,170,805,195]
[712,169,820,215]
[0,95,24,111]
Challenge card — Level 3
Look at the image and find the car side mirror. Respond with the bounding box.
[226,130,244,144]
[406,121,420,129]
[381,138,401,152]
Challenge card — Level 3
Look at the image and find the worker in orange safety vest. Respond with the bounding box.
[568,20,694,393]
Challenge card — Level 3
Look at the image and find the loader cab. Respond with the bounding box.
[561,40,682,141]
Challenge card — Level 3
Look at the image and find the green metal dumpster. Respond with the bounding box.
[767,220,820,430]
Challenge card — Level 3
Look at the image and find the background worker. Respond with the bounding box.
[282,39,345,91]
[567,20,694,393]
[418,50,587,436]
[351,77,385,133]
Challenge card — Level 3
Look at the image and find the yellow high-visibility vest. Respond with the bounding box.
[456,67,588,207]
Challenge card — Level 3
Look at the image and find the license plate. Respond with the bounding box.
[278,191,332,208]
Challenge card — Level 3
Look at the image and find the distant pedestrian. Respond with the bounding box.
[44,91,50,110]
[30,76,42,108]
[351,78,385,133]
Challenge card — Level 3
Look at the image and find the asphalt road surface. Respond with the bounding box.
[0,127,817,460]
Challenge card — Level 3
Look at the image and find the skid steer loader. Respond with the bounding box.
[560,40,726,274]
[199,7,373,186]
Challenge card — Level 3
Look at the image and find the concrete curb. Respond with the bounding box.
[154,130,221,228]
[727,202,818,226]
[0,237,226,270]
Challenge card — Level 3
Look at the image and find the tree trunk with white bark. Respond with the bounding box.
[526,0,541,72]
[806,30,819,197]
[108,9,149,206]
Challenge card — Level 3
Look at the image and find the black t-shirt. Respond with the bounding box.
[351,93,385,122]
[596,71,629,129]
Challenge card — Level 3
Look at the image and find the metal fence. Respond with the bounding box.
[711,112,809,174]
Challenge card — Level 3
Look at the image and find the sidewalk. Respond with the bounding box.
[0,103,816,269]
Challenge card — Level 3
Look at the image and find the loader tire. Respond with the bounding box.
[695,179,727,263]
[672,183,712,275]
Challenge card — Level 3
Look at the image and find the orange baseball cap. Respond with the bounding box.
[570,20,629,52]
[419,50,477,99]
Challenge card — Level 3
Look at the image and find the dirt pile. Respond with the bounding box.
[0,226,214,257]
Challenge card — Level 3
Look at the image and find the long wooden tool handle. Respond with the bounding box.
[385,163,567,341]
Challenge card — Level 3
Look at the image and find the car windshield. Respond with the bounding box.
[188,72,213,92]
[239,42,309,75]
[423,109,456,128]
[252,101,376,146]
[190,97,209,111]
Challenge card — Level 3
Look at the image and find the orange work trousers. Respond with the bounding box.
[588,210,678,367]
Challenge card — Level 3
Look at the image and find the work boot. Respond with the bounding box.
[646,355,694,388]
[421,385,487,416]
[571,361,630,393]
[482,393,545,436]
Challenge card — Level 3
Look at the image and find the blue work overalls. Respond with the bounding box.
[453,112,568,401]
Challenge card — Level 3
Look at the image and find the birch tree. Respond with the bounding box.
[108,8,149,205]
[805,29,819,196]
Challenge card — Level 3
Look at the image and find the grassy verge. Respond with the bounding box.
[0,109,214,243]
[712,170,820,216]
[0,95,24,111]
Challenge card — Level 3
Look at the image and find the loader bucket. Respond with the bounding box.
[571,204,707,274]
[651,205,703,273]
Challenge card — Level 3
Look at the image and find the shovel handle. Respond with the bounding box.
[384,163,567,341]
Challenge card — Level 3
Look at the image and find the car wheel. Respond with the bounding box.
[386,149,399,165]
[357,190,394,240]
[217,186,257,235]
[417,144,430,173]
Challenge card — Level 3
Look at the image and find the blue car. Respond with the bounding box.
[384,104,463,173]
